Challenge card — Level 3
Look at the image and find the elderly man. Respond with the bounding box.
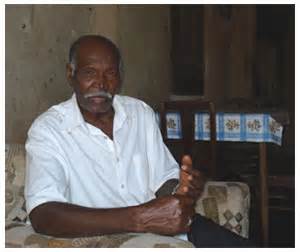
[25,35,252,247]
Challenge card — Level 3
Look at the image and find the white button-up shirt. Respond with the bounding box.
[25,94,180,215]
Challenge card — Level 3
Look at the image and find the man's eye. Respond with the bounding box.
[83,69,96,76]
[106,70,118,77]
[76,69,97,81]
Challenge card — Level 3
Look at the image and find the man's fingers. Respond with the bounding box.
[177,168,205,197]
[177,182,205,201]
[181,177,202,190]
[178,157,206,199]
[181,167,203,180]
[184,188,202,199]
[181,155,206,178]
[181,195,197,210]
[187,174,205,189]
[181,155,193,168]
[177,185,202,200]
[179,170,204,190]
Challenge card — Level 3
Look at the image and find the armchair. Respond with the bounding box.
[5,143,250,247]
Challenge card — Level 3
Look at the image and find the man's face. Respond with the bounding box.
[67,39,121,115]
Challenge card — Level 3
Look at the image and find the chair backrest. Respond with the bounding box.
[160,100,217,178]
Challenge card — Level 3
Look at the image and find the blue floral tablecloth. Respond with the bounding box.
[156,112,283,146]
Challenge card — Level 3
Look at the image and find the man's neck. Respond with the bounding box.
[80,107,115,139]
[81,106,114,123]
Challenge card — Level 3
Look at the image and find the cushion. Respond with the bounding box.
[5,144,27,222]
[5,221,193,248]
[195,181,250,238]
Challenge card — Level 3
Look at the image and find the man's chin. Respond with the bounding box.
[77,96,114,115]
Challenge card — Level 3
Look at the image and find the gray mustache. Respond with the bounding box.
[83,91,113,99]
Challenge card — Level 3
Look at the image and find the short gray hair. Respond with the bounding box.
[68,35,124,81]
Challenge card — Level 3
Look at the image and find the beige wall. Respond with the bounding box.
[6,5,92,143]
[118,5,172,107]
[6,5,172,143]
[89,5,119,43]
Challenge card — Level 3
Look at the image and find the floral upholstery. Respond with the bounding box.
[5,143,250,247]
[5,221,193,248]
[195,181,250,238]
[5,144,27,222]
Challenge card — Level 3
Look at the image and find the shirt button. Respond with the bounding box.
[121,184,124,189]
[103,136,108,140]
[116,157,119,162]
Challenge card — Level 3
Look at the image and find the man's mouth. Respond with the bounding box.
[87,96,108,103]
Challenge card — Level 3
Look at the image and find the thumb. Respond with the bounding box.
[177,156,192,195]
[181,155,193,169]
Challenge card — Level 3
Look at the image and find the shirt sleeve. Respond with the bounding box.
[145,107,180,193]
[24,122,69,215]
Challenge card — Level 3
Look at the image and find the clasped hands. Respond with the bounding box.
[137,155,206,235]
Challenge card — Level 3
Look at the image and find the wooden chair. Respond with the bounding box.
[216,99,292,246]
[159,100,217,178]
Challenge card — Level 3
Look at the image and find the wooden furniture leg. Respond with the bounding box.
[259,143,269,246]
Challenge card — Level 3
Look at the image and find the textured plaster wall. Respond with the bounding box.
[6,5,172,143]
[118,5,172,108]
[6,5,93,143]
[89,5,119,43]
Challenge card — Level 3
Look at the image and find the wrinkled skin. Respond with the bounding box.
[136,155,205,235]
[136,194,195,235]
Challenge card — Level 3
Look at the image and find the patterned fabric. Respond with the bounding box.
[5,221,193,248]
[5,144,27,223]
[5,143,250,247]
[165,112,183,139]
[195,181,250,238]
[157,112,283,145]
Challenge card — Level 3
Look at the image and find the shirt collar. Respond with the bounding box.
[61,93,127,133]
[112,94,127,132]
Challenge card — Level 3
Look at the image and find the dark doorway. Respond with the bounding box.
[170,5,204,95]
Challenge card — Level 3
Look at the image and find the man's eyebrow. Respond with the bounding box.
[106,67,118,71]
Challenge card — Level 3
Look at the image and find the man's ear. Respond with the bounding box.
[66,63,74,87]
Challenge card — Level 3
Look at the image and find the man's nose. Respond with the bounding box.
[92,73,106,89]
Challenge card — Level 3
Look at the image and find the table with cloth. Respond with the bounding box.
[156,112,282,144]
